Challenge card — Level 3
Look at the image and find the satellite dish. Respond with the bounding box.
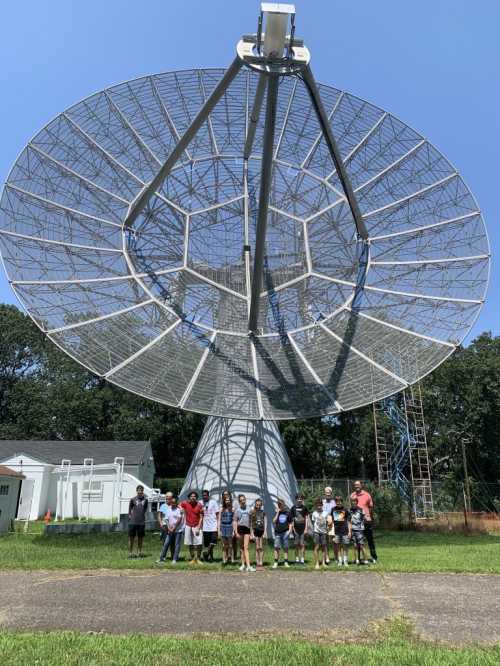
[0,4,489,423]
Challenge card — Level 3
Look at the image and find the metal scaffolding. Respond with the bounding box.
[373,382,434,518]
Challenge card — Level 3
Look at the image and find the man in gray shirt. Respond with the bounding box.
[128,485,148,559]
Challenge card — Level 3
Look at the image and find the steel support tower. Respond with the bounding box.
[373,383,434,518]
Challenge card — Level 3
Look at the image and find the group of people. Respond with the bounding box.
[127,481,378,571]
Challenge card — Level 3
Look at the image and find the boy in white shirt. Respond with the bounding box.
[201,489,220,562]
[311,498,332,570]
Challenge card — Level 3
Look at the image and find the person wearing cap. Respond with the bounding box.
[350,480,377,563]
[322,486,336,565]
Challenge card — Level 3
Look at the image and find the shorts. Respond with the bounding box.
[184,526,203,546]
[352,530,365,546]
[237,525,250,536]
[333,534,351,546]
[220,524,233,540]
[203,531,217,547]
[253,528,264,539]
[293,530,305,545]
[274,531,289,550]
[128,524,145,538]
[313,532,327,546]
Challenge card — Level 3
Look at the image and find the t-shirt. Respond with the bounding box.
[290,504,309,532]
[202,498,219,532]
[251,508,266,531]
[350,506,365,532]
[350,490,373,521]
[323,498,336,513]
[236,506,251,528]
[164,506,184,532]
[311,509,329,534]
[275,509,292,534]
[129,496,148,525]
[180,500,203,528]
[331,507,351,536]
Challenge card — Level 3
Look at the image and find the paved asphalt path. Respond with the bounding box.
[1,569,499,643]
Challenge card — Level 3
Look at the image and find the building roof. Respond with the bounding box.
[0,441,151,466]
[0,464,25,479]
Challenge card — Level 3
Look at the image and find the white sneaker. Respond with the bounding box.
[239,564,245,571]
[344,560,349,567]
[172,560,177,564]
[325,558,330,565]
[295,557,299,563]
[300,558,305,564]
[246,566,255,572]
[337,559,342,567]
[315,563,320,570]
[272,562,278,569]
[355,559,360,565]
[284,561,290,568]
[363,559,370,565]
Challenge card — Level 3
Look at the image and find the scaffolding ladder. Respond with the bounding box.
[374,383,434,518]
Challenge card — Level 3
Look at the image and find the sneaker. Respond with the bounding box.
[239,564,246,571]
[355,559,360,565]
[246,566,256,572]
[363,559,370,565]
[272,562,278,569]
[155,559,165,565]
[300,559,305,565]
[315,563,320,570]
[344,560,349,567]
[172,560,178,564]
[284,561,290,568]
[371,558,378,564]
[295,557,300,563]
[337,560,342,567]
[325,558,330,565]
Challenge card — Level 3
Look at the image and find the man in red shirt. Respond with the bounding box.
[350,480,377,563]
[180,491,204,564]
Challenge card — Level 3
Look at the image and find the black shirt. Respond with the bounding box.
[331,506,350,536]
[274,509,292,534]
[290,504,309,532]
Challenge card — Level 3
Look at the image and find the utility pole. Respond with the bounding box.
[461,437,472,514]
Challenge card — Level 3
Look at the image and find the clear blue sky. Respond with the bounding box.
[1,0,498,342]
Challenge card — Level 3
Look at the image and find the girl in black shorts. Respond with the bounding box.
[234,494,254,572]
[250,498,267,570]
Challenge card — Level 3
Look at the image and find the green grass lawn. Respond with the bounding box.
[1,528,499,573]
[1,618,499,665]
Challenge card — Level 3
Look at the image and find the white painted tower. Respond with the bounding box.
[181,417,298,522]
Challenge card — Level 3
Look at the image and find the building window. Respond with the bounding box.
[81,480,103,501]
[0,485,9,496]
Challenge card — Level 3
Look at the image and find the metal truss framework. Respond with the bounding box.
[373,383,434,518]
[0,55,490,419]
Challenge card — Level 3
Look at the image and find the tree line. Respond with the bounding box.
[1,304,499,508]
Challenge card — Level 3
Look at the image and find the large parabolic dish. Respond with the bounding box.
[0,7,490,421]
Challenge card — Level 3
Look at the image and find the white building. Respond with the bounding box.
[0,465,25,532]
[0,440,158,522]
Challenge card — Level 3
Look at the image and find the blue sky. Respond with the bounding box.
[0,0,498,342]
